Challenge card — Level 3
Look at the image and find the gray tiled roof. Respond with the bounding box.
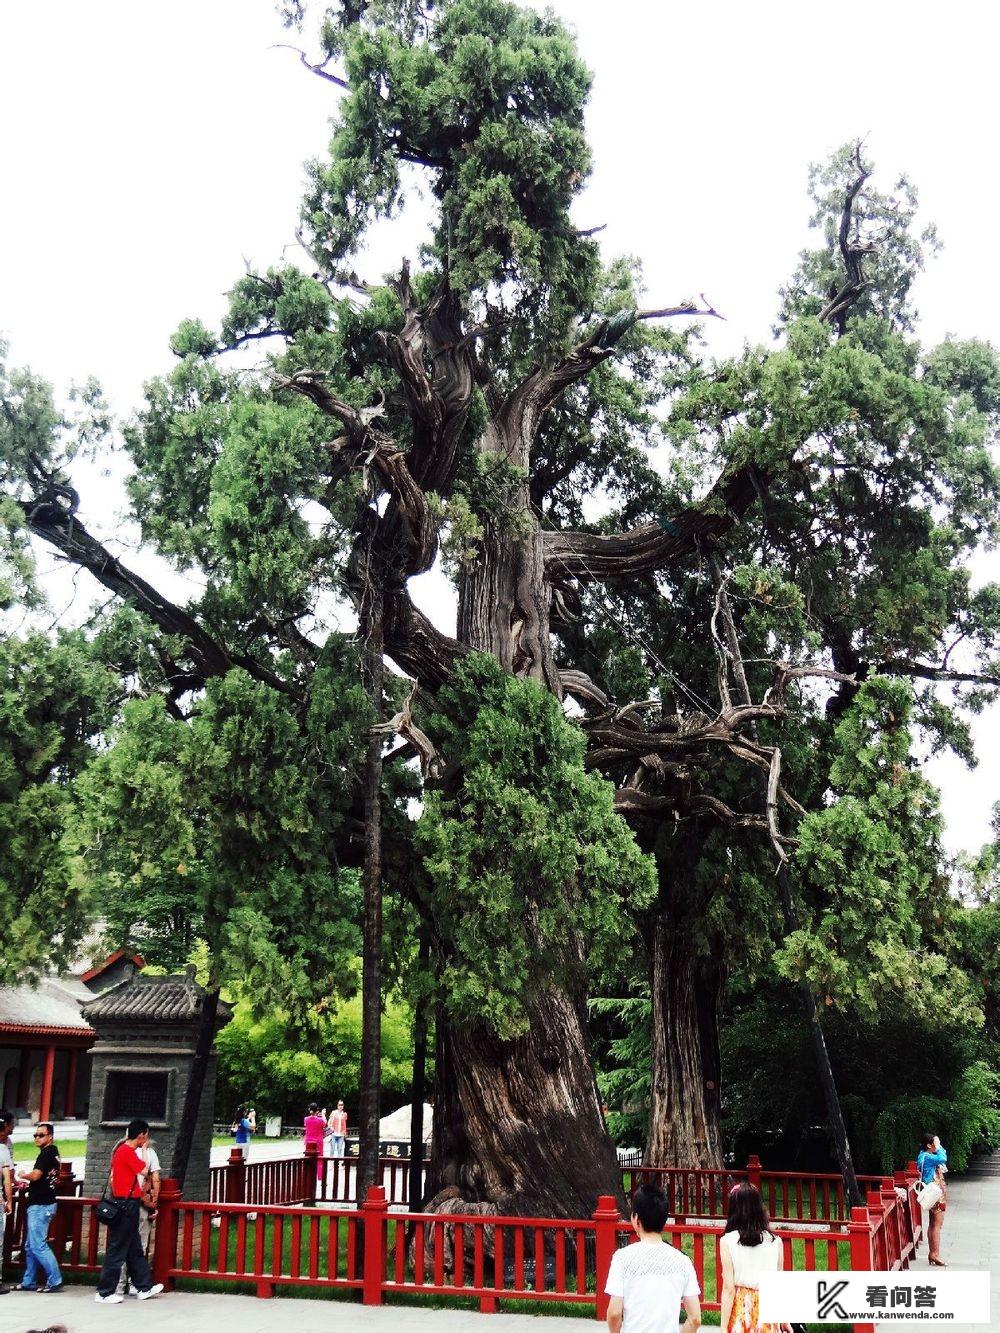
[81,969,232,1025]
[0,977,93,1032]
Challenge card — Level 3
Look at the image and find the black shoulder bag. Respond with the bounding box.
[95,1143,139,1227]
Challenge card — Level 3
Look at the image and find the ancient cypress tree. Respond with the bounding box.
[576,147,1000,1172]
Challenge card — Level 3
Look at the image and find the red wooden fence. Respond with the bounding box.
[2,1165,924,1333]
[209,1145,428,1206]
[622,1156,888,1223]
[215,1147,886,1217]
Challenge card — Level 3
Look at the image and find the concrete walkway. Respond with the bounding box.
[879,1151,998,1332]
[0,1287,597,1333]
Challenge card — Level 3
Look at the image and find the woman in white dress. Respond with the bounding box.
[720,1183,791,1333]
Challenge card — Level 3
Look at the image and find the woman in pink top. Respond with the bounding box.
[303,1103,326,1183]
[327,1100,348,1157]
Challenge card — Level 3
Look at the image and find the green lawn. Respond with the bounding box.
[13,1137,87,1163]
[12,1134,268,1163]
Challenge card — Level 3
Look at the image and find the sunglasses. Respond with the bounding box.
[32,1131,49,1138]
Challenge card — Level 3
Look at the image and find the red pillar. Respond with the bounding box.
[849,1202,875,1333]
[152,1177,182,1291]
[39,1044,56,1123]
[361,1185,388,1305]
[225,1147,247,1204]
[50,1161,77,1260]
[64,1048,79,1119]
[593,1194,621,1322]
[746,1153,762,1192]
[16,1047,31,1109]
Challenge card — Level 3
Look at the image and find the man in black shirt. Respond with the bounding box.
[16,1122,62,1293]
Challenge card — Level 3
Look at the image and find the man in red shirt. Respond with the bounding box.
[94,1119,164,1304]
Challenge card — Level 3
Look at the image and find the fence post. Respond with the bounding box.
[152,1177,182,1292]
[746,1154,762,1193]
[225,1147,247,1205]
[880,1178,901,1268]
[905,1160,922,1246]
[49,1161,76,1261]
[593,1194,620,1322]
[849,1202,875,1333]
[893,1170,914,1263]
[362,1185,388,1305]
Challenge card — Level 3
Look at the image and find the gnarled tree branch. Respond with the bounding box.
[500,299,720,457]
[17,501,293,696]
[271,43,350,89]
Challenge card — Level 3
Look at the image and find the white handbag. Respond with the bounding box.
[916,1178,943,1211]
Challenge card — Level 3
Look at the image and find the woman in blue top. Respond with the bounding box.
[232,1105,252,1164]
[916,1132,948,1266]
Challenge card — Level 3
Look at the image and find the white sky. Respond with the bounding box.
[1,0,997,857]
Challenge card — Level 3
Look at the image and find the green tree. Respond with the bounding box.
[214,990,418,1123]
[0,630,119,982]
[563,146,999,1177]
[67,655,371,1182]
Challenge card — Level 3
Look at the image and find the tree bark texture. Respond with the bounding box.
[645,912,725,1169]
[169,984,221,1187]
[357,580,385,1200]
[427,978,626,1218]
[422,452,629,1216]
[408,934,430,1212]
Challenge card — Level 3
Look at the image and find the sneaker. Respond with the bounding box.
[38,1283,64,1292]
[15,1283,38,1291]
[95,1292,125,1303]
[136,1284,164,1300]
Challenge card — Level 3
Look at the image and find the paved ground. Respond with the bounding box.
[0,1287,597,1333]
[878,1151,998,1333]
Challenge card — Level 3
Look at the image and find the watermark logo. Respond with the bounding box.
[759,1270,991,1323]
[817,1279,849,1319]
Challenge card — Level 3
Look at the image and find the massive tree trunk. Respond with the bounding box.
[646,913,725,1168]
[428,978,626,1217]
[419,459,625,1218]
[644,821,725,1169]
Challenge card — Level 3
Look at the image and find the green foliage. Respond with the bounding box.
[214,988,419,1120]
[67,660,370,1013]
[300,0,600,345]
[780,679,981,1027]
[415,653,656,1036]
[779,142,941,332]
[871,1061,1000,1174]
[722,977,1000,1173]
[0,631,120,982]
[3,0,999,1184]
[222,268,333,345]
[0,348,109,608]
[590,993,652,1148]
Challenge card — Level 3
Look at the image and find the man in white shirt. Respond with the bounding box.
[605,1183,702,1333]
[116,1137,161,1297]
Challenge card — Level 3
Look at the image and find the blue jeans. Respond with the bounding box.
[23,1202,61,1289]
[330,1134,345,1157]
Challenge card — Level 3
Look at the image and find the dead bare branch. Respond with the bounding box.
[271,43,350,90]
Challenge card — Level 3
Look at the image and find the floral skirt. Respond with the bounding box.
[728,1284,780,1333]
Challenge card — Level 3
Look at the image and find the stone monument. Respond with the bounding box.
[81,966,231,1200]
